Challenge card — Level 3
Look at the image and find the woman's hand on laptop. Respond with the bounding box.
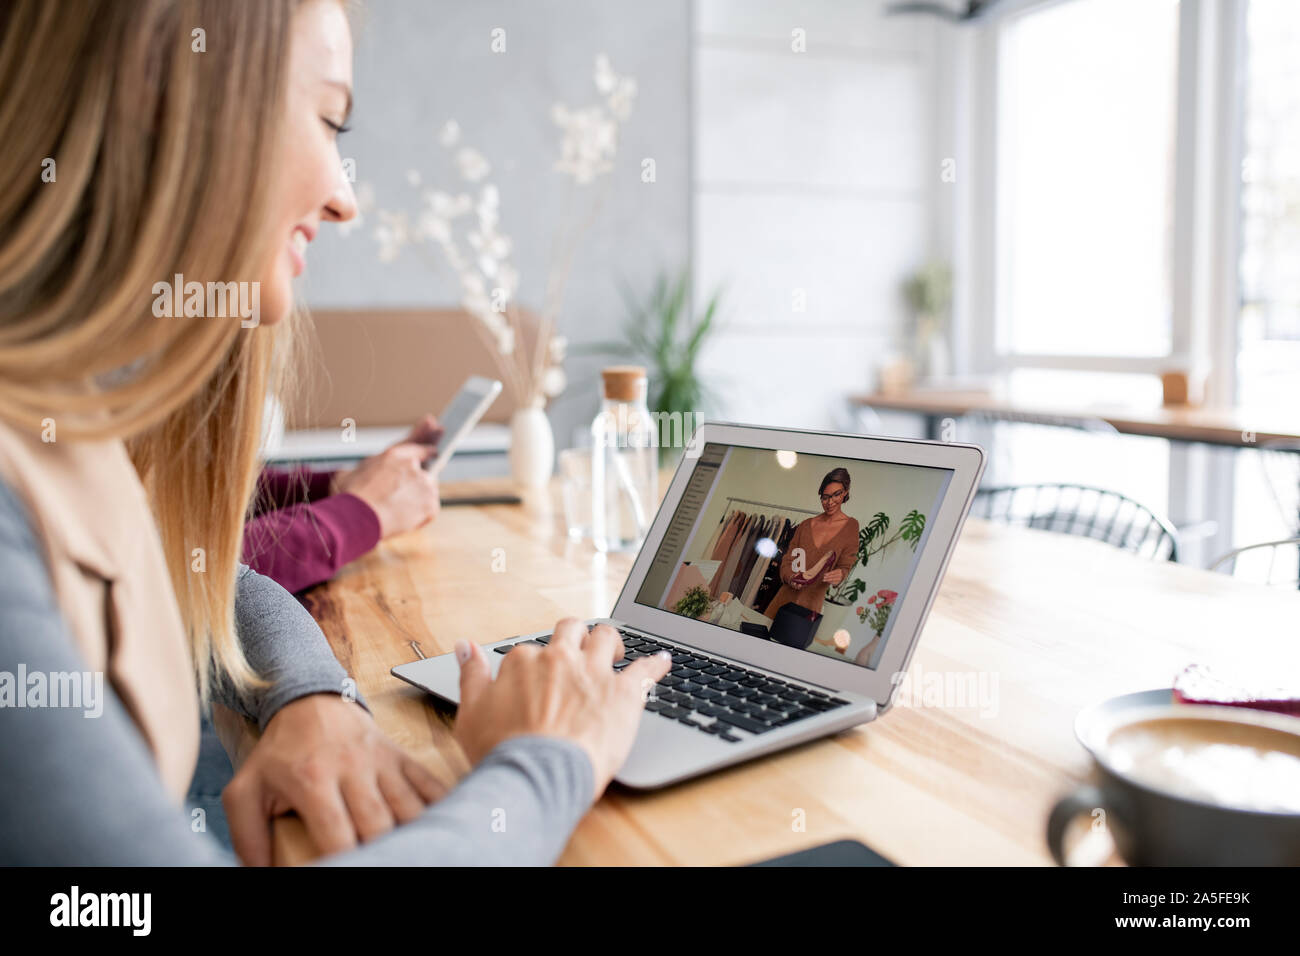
[332,442,440,538]
[452,619,673,795]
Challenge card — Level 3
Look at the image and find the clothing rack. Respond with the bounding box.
[722,495,818,516]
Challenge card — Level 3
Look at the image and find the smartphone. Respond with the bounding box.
[748,839,895,867]
[421,375,504,476]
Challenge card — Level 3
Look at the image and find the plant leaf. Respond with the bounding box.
[900,510,926,550]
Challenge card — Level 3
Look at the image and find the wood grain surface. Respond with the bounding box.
[273,476,1300,866]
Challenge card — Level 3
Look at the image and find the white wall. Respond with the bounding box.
[296,0,945,449]
[301,0,693,451]
[691,0,943,429]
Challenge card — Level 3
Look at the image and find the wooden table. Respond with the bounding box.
[852,389,1300,448]
[274,476,1300,866]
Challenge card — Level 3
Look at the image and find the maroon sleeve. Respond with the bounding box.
[253,466,339,516]
[242,493,381,593]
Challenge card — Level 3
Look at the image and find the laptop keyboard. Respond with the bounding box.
[493,628,850,743]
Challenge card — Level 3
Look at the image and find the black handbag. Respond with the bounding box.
[768,602,822,650]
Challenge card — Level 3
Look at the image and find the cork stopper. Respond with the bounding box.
[601,365,647,402]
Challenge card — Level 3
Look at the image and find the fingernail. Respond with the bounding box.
[656,650,672,661]
[455,641,472,663]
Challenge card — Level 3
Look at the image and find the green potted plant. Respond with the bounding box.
[583,268,723,463]
[902,261,952,381]
[673,585,711,620]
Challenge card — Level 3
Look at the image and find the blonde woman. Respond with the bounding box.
[0,0,668,865]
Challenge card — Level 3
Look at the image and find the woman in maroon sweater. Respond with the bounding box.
[244,415,444,592]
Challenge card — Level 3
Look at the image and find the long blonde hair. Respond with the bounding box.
[0,0,304,702]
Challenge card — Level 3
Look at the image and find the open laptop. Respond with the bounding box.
[393,422,984,788]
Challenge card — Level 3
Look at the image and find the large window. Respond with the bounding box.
[982,0,1181,524]
[1237,0,1300,412]
[997,0,1180,362]
[960,0,1297,565]
[1234,0,1300,565]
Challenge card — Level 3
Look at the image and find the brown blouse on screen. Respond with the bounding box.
[761,515,860,619]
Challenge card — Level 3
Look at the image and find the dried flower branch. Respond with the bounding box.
[351,54,637,408]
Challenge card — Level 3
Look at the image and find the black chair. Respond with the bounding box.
[972,483,1179,561]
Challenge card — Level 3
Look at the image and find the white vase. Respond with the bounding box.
[509,405,555,487]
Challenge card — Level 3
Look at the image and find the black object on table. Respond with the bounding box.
[440,494,523,507]
[748,839,895,867]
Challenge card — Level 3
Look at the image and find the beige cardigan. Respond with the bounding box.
[0,419,199,799]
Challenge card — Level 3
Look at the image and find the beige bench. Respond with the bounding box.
[270,308,539,471]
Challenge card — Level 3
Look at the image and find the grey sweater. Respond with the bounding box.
[0,479,593,865]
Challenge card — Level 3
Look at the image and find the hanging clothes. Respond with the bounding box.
[752,517,794,611]
[709,512,754,597]
[700,509,732,560]
[702,511,784,607]
[740,519,780,607]
[709,509,746,562]
[727,515,767,597]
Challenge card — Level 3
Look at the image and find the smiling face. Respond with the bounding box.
[258,0,357,325]
[819,482,846,516]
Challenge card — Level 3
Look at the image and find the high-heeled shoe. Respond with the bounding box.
[790,549,835,588]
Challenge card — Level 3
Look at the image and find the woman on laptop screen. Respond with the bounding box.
[760,469,860,647]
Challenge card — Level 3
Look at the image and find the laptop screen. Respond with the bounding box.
[634,441,953,670]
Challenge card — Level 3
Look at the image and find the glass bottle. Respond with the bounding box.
[592,366,657,553]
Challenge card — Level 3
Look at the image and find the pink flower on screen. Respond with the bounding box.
[878,590,898,604]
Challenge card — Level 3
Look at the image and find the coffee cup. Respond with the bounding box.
[1047,693,1300,866]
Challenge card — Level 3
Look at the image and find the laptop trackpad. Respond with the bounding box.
[391,649,508,706]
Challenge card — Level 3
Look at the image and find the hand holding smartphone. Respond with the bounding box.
[421,376,504,476]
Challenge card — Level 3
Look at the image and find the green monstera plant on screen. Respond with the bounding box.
[833,509,925,606]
